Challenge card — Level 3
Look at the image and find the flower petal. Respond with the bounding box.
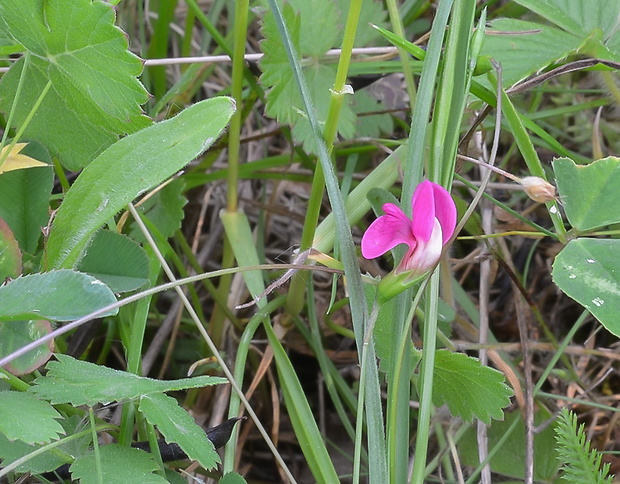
[398,218,443,275]
[361,203,416,259]
[410,180,436,243]
[430,183,457,244]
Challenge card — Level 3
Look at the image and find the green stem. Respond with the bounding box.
[223,296,286,474]
[385,0,417,110]
[411,270,440,483]
[499,87,567,243]
[388,280,428,482]
[0,76,52,171]
[226,0,249,212]
[285,0,362,317]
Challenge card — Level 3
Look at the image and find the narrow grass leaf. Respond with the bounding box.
[263,320,340,482]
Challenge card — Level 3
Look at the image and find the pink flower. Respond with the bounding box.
[361,180,457,277]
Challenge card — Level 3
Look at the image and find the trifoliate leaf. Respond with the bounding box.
[0,391,64,444]
[0,0,151,171]
[30,354,227,406]
[70,445,168,484]
[432,350,512,424]
[0,143,48,174]
[139,393,220,471]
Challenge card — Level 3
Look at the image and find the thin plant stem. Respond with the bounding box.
[411,270,441,484]
[385,0,417,110]
[129,203,298,482]
[285,0,363,317]
[226,0,249,212]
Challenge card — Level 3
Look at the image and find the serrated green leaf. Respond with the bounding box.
[46,96,235,269]
[260,5,355,152]
[352,89,394,139]
[0,218,21,280]
[0,0,151,171]
[260,2,301,125]
[0,320,53,375]
[432,350,512,424]
[0,431,66,474]
[0,391,64,444]
[293,0,340,57]
[554,157,620,231]
[0,413,90,474]
[515,0,620,58]
[0,270,118,322]
[128,178,187,244]
[70,444,168,484]
[290,64,356,153]
[220,471,248,484]
[30,354,227,406]
[139,393,219,471]
[77,230,149,293]
[481,18,582,87]
[552,238,620,336]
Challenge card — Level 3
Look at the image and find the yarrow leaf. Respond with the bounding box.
[555,408,613,483]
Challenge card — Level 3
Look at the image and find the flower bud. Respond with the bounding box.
[519,176,556,203]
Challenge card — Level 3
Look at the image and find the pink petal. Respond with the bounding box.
[397,219,443,275]
[361,203,416,259]
[410,180,436,243]
[430,183,457,244]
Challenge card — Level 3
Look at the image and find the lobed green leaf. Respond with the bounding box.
[0,0,151,170]
[30,354,228,406]
[139,393,220,471]
[432,350,512,424]
[0,391,64,444]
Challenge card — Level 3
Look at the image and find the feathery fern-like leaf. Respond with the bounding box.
[555,408,613,483]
